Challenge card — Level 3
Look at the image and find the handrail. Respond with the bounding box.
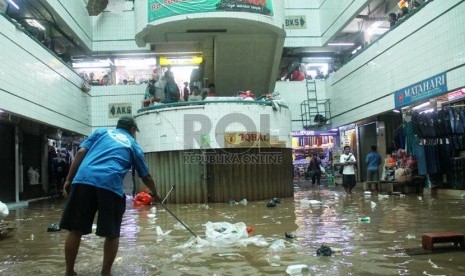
[138,99,289,113]
[341,1,434,66]
[0,10,85,82]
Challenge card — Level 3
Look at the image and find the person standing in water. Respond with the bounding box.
[60,116,160,276]
[340,145,357,194]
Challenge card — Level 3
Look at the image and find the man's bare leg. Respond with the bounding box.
[101,237,119,276]
[65,231,82,276]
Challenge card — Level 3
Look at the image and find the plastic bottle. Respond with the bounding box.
[358,217,371,223]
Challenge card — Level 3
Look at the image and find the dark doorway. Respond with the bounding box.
[0,123,15,203]
[358,123,377,182]
[21,134,44,199]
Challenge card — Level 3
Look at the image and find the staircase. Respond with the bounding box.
[300,80,331,130]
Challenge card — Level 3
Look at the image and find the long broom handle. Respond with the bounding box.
[160,203,198,238]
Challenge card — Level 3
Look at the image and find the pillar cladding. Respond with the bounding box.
[144,148,293,204]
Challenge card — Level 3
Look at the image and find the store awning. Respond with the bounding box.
[86,0,109,16]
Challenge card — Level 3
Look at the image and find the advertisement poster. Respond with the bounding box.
[148,0,274,23]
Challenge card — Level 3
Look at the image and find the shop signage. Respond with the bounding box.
[108,103,132,118]
[394,72,447,108]
[284,16,306,29]
[224,132,271,148]
[291,130,338,136]
[148,0,274,22]
[159,56,203,66]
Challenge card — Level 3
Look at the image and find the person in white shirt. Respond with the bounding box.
[188,86,203,101]
[340,145,357,194]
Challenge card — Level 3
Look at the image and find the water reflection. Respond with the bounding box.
[1,185,465,275]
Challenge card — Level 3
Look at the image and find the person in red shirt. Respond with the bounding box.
[291,68,305,81]
[206,83,217,98]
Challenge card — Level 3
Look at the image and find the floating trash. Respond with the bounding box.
[47,223,61,232]
[286,264,307,275]
[267,200,277,207]
[285,232,296,239]
[316,244,333,256]
[358,217,371,223]
[272,198,281,204]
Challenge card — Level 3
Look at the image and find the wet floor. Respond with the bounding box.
[1,183,465,276]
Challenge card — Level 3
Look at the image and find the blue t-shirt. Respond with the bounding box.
[366,151,381,171]
[72,128,149,197]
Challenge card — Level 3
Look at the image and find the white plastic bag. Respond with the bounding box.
[0,201,9,218]
[319,164,326,174]
[205,221,248,246]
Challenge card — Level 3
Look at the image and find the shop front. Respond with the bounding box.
[393,72,465,190]
[291,129,337,181]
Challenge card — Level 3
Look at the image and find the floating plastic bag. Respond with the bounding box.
[286,264,307,275]
[156,226,172,237]
[134,191,152,207]
[0,201,8,218]
[205,221,248,246]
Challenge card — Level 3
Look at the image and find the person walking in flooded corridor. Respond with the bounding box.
[59,116,160,276]
[340,145,357,194]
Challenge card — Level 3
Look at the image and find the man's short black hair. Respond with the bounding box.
[117,116,139,132]
[371,145,377,151]
[344,145,351,150]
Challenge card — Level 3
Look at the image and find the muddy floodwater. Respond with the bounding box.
[1,183,465,275]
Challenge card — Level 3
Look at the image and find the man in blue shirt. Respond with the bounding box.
[366,145,382,181]
[60,116,159,276]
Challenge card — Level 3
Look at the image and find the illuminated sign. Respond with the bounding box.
[159,56,203,66]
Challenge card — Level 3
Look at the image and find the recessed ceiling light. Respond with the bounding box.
[6,0,19,9]
[328,42,355,46]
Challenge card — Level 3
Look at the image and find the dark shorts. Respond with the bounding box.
[60,184,126,239]
[342,174,356,188]
[367,170,379,181]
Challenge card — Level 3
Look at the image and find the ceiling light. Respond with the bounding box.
[393,109,400,113]
[412,102,430,110]
[304,57,332,60]
[328,42,355,46]
[420,108,434,114]
[25,19,45,31]
[6,0,19,9]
